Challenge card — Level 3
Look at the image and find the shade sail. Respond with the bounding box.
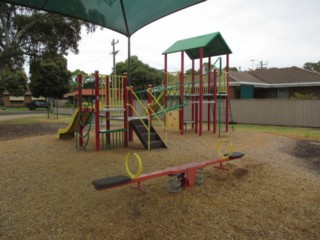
[163,32,232,59]
[0,0,206,37]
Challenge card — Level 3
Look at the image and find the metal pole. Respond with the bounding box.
[180,51,184,135]
[95,71,100,151]
[199,48,203,136]
[226,54,230,132]
[128,37,131,86]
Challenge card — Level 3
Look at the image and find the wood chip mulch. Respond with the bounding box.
[0,124,319,239]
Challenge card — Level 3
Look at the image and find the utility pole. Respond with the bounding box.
[110,39,119,75]
[256,60,268,70]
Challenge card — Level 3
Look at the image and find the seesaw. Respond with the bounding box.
[92,140,245,193]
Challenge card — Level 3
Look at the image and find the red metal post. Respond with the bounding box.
[191,60,195,131]
[207,57,211,131]
[195,100,198,133]
[147,84,152,125]
[164,54,168,109]
[213,69,217,134]
[199,48,203,136]
[129,86,134,141]
[180,51,184,135]
[123,75,128,147]
[226,54,230,132]
[164,54,168,128]
[95,71,100,151]
[77,74,83,147]
[106,76,110,144]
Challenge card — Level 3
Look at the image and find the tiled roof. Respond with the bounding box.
[230,67,320,87]
[250,67,320,84]
[66,89,106,96]
[230,71,265,84]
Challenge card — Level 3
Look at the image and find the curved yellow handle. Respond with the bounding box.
[125,152,143,179]
[216,139,234,158]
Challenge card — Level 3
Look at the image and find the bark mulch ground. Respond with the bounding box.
[0,123,319,239]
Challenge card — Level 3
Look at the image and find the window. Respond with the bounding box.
[278,88,289,98]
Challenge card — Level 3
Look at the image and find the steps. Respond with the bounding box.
[130,119,166,150]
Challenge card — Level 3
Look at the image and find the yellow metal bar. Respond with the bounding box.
[147,88,167,146]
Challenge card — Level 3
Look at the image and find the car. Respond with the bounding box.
[26,100,49,110]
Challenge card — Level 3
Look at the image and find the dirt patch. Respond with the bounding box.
[292,140,320,170]
[0,123,66,141]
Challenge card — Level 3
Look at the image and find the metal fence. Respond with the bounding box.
[53,99,320,128]
[229,99,320,128]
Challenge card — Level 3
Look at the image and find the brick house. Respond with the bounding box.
[2,89,33,108]
[66,89,106,107]
[229,67,320,99]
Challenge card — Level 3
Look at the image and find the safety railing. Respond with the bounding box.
[127,88,151,150]
[128,87,168,150]
[165,70,228,95]
[100,128,127,150]
[106,75,125,116]
[217,71,228,93]
[147,87,167,146]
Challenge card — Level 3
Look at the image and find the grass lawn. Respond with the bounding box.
[0,113,71,124]
[234,123,320,140]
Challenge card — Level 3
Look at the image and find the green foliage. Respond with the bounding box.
[185,68,200,75]
[290,92,315,100]
[0,69,27,96]
[0,3,95,93]
[29,54,71,98]
[229,67,239,72]
[70,69,90,91]
[303,61,320,72]
[186,64,238,75]
[116,56,163,91]
[72,69,88,77]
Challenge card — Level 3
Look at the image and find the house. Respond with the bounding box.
[229,67,320,99]
[66,89,106,107]
[1,89,43,108]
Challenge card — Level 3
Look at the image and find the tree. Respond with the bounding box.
[303,61,320,72]
[116,56,163,91]
[0,68,27,97]
[186,64,238,75]
[290,92,315,100]
[69,69,91,91]
[0,3,95,93]
[29,54,71,98]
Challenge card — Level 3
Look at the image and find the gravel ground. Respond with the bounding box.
[0,123,320,239]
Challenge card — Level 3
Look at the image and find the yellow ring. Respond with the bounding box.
[125,153,143,179]
[216,139,234,158]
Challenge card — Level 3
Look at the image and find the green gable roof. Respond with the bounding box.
[163,32,232,59]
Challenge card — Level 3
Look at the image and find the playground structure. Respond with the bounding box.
[162,32,233,137]
[59,32,233,151]
[69,72,167,151]
[92,140,245,193]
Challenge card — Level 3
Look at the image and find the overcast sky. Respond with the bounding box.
[66,0,320,75]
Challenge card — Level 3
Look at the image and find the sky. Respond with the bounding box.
[66,0,320,75]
